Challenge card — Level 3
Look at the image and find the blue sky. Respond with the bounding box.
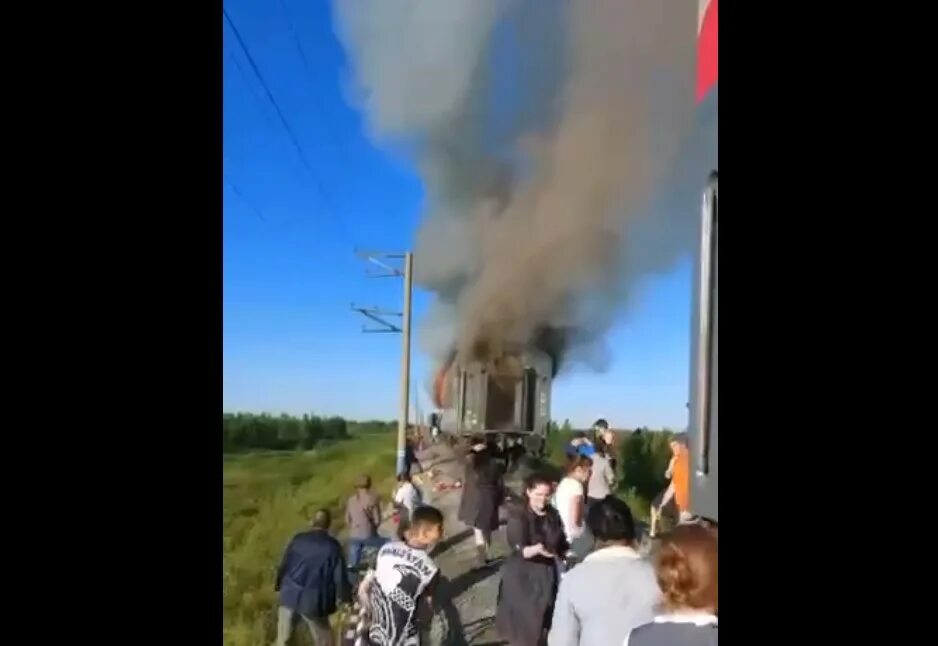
[223,0,691,430]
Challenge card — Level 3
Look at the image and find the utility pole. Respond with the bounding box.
[397,252,413,474]
[352,251,413,475]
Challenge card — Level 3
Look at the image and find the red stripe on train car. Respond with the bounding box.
[696,0,718,104]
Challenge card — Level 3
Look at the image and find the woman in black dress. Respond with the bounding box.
[458,436,505,567]
[495,472,568,646]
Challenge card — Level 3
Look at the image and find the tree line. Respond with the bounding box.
[224,412,679,507]
[222,412,397,453]
[617,428,676,504]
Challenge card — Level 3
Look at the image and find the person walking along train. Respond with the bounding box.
[458,436,506,568]
[275,509,351,646]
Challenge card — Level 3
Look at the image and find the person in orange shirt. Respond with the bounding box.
[649,434,691,538]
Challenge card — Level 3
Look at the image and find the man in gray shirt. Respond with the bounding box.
[344,474,387,571]
[548,496,659,646]
[586,448,617,512]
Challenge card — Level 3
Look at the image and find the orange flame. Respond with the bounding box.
[433,367,447,408]
[432,352,457,408]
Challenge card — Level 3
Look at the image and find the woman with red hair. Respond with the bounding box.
[624,523,717,646]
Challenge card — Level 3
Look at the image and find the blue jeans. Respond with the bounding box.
[347,535,388,570]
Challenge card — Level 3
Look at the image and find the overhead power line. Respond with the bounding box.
[225,44,277,133]
[224,175,267,222]
[274,0,349,149]
[222,7,355,244]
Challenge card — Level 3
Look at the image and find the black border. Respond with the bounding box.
[723,0,876,626]
[27,0,222,637]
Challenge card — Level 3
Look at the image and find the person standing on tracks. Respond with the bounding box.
[505,437,526,473]
[649,434,691,538]
[565,431,594,460]
[346,475,388,572]
[547,497,658,646]
[555,455,594,560]
[458,435,505,568]
[275,509,351,646]
[624,523,718,646]
[358,505,444,646]
[393,471,423,528]
[592,419,618,474]
[585,440,616,515]
[404,439,423,476]
[496,472,569,646]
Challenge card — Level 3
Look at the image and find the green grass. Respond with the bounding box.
[223,433,397,646]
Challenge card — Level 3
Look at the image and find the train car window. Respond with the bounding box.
[696,171,717,475]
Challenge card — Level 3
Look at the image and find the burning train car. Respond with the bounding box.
[432,346,553,458]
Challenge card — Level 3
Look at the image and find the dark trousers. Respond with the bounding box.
[347,535,388,570]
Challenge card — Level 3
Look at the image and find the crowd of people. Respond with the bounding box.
[271,422,717,646]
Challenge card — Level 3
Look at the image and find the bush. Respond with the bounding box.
[619,429,675,503]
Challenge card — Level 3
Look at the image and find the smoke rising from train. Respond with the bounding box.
[332,0,699,378]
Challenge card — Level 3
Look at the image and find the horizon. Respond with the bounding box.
[221,409,682,434]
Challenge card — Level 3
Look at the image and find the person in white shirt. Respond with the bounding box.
[554,455,593,560]
[392,472,422,527]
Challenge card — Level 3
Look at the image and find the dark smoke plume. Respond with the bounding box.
[332,0,698,374]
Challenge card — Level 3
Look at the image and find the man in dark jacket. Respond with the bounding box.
[275,509,350,646]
